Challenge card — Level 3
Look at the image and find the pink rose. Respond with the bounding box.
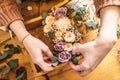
[54,7,67,19]
[54,41,65,51]
[58,51,72,63]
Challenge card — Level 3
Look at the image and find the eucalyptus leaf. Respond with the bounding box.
[2,66,11,75]
[16,71,27,80]
[42,20,46,26]
[14,45,21,54]
[117,27,120,35]
[42,12,48,19]
[52,61,59,67]
[71,57,78,65]
[85,21,98,30]
[4,44,14,49]
[48,32,56,39]
[0,52,9,60]
[51,56,58,62]
[75,14,82,21]
[74,6,86,15]
[4,49,14,56]
[53,51,58,57]
[7,59,19,69]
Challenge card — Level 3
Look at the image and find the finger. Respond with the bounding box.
[72,45,83,55]
[36,59,54,72]
[42,46,53,58]
[69,61,90,72]
[78,69,92,77]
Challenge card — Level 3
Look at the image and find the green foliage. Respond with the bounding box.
[85,21,99,30]
[71,56,78,65]
[0,44,21,62]
[16,71,27,80]
[7,59,19,70]
[75,14,83,21]
[74,6,86,15]
[2,66,11,75]
[48,32,56,39]
[117,26,120,35]
[42,12,48,20]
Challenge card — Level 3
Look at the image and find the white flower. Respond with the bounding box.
[64,32,75,42]
[53,17,72,32]
[64,43,73,51]
[43,24,52,33]
[73,43,81,50]
[55,31,63,40]
[45,16,56,25]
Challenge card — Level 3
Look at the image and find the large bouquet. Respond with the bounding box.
[42,2,99,66]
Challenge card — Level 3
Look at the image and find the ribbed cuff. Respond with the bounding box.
[0,0,24,31]
[94,0,120,17]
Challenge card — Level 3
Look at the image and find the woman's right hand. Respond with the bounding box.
[23,34,54,72]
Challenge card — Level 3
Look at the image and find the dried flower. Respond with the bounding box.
[43,24,52,33]
[64,43,73,51]
[54,41,65,51]
[53,17,72,32]
[64,31,75,42]
[54,7,67,19]
[45,16,56,25]
[58,51,72,63]
[55,31,63,40]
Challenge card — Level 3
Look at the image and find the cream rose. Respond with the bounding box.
[64,43,73,51]
[43,24,52,33]
[64,32,75,42]
[55,31,63,40]
[45,16,56,25]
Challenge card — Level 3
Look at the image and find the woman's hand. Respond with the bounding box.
[70,38,116,76]
[69,6,120,76]
[9,20,54,72]
[23,34,54,72]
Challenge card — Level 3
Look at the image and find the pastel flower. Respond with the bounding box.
[45,16,56,25]
[55,31,63,40]
[58,51,72,63]
[43,24,52,33]
[54,41,65,51]
[64,32,75,42]
[64,43,73,51]
[54,7,67,19]
[72,43,81,50]
[53,17,72,32]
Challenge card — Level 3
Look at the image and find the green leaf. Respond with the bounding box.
[4,44,14,49]
[16,71,27,80]
[71,57,78,65]
[14,45,21,54]
[42,12,48,19]
[117,27,120,35]
[52,61,59,67]
[53,51,58,57]
[75,14,83,21]
[42,20,46,26]
[51,56,58,62]
[48,32,56,39]
[4,49,14,56]
[85,21,98,30]
[7,59,19,70]
[2,66,11,75]
[74,6,86,15]
[0,52,9,60]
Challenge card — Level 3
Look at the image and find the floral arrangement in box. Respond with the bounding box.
[42,1,99,66]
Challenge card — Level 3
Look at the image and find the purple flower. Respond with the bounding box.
[54,7,67,19]
[58,51,72,63]
[54,41,65,51]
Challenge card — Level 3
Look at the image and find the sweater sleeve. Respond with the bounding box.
[94,0,120,17]
[0,0,24,30]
